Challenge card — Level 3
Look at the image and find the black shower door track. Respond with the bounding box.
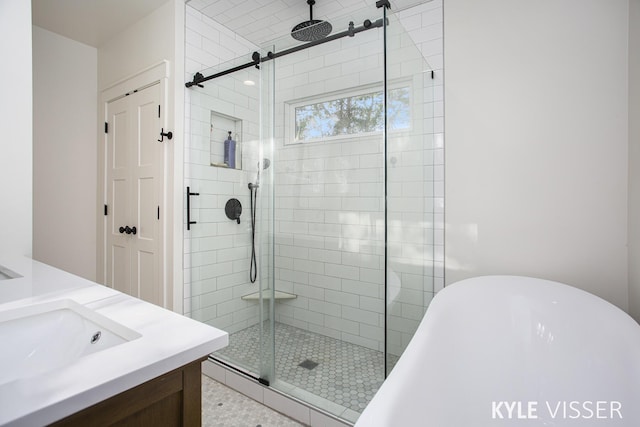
[185,16,385,88]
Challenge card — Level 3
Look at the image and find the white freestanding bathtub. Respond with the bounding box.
[356,276,640,426]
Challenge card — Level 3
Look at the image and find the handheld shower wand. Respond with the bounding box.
[248,158,270,283]
[248,158,270,188]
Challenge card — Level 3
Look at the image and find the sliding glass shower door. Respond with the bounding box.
[262,6,389,420]
[183,55,271,379]
[183,1,435,423]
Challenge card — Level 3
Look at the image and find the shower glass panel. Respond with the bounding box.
[257,43,277,385]
[184,1,435,424]
[384,5,435,374]
[259,5,389,422]
[183,56,268,379]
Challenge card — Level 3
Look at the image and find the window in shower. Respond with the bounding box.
[285,82,411,144]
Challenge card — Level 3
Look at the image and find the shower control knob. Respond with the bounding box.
[130,226,137,235]
[119,226,125,234]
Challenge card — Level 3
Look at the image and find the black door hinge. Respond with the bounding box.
[157,206,160,220]
[158,105,161,118]
[104,122,108,133]
[104,204,108,216]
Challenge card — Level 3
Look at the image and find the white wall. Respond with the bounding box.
[183,4,261,330]
[444,0,630,310]
[183,2,443,356]
[270,4,442,355]
[0,0,32,257]
[396,1,445,292]
[629,0,640,322]
[32,26,97,280]
[98,1,175,90]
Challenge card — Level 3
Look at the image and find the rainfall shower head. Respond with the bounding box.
[291,0,332,42]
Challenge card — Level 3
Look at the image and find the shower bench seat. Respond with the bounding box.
[241,290,297,301]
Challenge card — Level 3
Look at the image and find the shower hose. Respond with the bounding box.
[249,183,258,283]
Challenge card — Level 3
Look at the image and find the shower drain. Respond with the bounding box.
[298,359,318,370]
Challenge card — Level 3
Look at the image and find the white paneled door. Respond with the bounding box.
[105,83,163,306]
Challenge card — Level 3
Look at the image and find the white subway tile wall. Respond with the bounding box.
[184,7,263,336]
[184,0,443,357]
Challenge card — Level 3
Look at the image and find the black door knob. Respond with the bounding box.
[119,226,137,235]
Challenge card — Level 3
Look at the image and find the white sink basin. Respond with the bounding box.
[0,299,141,385]
[0,265,21,280]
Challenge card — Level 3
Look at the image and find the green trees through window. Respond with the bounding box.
[294,87,410,142]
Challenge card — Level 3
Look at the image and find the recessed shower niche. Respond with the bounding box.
[210,111,242,169]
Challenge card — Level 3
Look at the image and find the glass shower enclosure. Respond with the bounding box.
[184,2,435,423]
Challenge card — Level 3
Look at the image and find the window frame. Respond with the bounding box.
[284,79,413,146]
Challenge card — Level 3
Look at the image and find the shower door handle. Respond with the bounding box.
[186,186,200,231]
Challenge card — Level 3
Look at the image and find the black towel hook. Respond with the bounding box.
[158,128,173,142]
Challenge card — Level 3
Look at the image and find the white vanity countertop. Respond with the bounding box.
[0,256,229,426]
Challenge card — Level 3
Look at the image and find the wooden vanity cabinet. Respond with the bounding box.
[51,359,206,427]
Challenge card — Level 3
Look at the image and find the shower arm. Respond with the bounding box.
[186,17,385,88]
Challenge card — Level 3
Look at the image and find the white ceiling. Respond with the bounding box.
[187,0,429,46]
[188,0,374,46]
[32,0,171,47]
[31,0,428,48]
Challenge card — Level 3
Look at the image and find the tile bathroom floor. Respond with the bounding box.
[202,374,304,427]
[215,322,398,416]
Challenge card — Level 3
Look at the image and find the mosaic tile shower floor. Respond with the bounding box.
[215,322,398,416]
